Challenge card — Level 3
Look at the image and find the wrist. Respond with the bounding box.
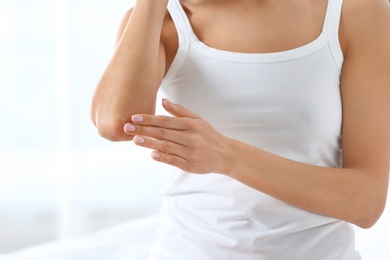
[218,137,240,177]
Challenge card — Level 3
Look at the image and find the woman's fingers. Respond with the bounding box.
[124,123,188,145]
[125,99,201,131]
[123,100,202,144]
[130,114,188,130]
[162,98,201,119]
[133,135,206,173]
[133,135,188,167]
[133,135,183,155]
[150,151,188,170]
[124,99,226,173]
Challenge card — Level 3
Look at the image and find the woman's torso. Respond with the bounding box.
[149,0,359,259]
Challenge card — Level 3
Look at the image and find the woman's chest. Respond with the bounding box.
[180,0,329,54]
[162,47,342,146]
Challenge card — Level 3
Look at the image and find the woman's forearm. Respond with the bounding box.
[223,138,388,229]
[126,100,389,229]
[91,0,169,141]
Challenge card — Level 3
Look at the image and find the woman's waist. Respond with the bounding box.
[161,172,339,231]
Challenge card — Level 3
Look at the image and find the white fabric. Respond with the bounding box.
[2,215,160,260]
[149,0,361,259]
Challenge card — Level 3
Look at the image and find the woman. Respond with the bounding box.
[91,0,390,259]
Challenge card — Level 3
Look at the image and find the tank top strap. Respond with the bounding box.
[162,0,191,90]
[323,0,345,72]
[167,0,192,43]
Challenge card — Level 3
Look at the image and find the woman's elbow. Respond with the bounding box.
[353,197,386,229]
[354,213,382,229]
[93,116,133,142]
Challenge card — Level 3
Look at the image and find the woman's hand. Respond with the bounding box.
[124,99,231,174]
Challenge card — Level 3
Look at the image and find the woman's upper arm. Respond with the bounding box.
[91,6,169,141]
[115,9,133,46]
[114,8,168,84]
[340,0,390,196]
[114,8,167,98]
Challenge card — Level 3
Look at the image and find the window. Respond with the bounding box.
[0,0,168,253]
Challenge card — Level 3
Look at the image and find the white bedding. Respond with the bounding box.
[1,206,390,260]
[1,215,160,260]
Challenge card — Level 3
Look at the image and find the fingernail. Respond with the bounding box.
[163,98,173,104]
[124,124,136,132]
[132,115,143,123]
[151,151,160,159]
[133,136,145,144]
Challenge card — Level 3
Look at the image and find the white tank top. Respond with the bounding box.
[149,0,361,259]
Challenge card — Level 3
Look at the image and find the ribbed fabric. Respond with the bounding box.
[149,0,361,259]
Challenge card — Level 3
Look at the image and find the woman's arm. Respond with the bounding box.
[91,0,169,141]
[124,0,390,228]
[221,0,390,229]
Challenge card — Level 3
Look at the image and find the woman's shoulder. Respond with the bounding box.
[341,0,390,33]
[342,0,390,22]
[341,0,390,52]
[343,0,389,9]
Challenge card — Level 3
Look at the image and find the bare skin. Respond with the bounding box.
[91,0,390,229]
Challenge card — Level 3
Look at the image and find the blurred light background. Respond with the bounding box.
[0,0,389,259]
[0,0,169,256]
